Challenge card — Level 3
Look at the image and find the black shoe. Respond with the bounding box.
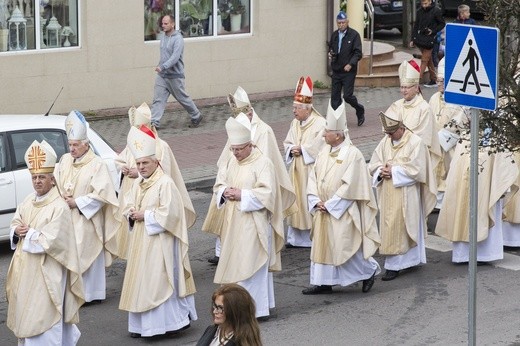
[188,114,203,128]
[362,271,376,293]
[302,285,333,295]
[413,53,422,59]
[207,256,219,265]
[130,333,141,338]
[357,113,365,126]
[423,80,437,87]
[381,270,399,281]
[285,243,296,249]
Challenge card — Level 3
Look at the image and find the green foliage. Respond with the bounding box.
[180,0,212,20]
[313,80,329,89]
[470,0,520,152]
[229,0,245,15]
[340,0,347,12]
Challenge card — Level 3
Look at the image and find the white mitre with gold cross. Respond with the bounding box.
[127,125,157,159]
[25,140,57,174]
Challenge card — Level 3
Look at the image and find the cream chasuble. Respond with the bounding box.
[369,131,437,255]
[7,187,83,338]
[429,91,466,191]
[115,139,196,259]
[503,152,520,224]
[283,111,326,230]
[119,168,196,313]
[54,149,121,270]
[213,149,284,283]
[308,143,380,265]
[392,95,442,169]
[436,142,519,242]
[203,111,296,235]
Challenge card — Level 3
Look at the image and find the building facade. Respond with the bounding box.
[0,0,330,114]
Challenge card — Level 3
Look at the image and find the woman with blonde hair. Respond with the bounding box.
[197,284,262,346]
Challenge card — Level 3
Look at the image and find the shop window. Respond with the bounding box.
[0,0,79,52]
[144,0,250,41]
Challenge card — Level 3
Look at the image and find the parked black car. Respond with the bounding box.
[368,0,407,31]
[438,0,485,17]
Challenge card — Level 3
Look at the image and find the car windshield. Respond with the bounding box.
[10,130,68,169]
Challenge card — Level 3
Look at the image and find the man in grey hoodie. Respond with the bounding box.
[151,14,203,128]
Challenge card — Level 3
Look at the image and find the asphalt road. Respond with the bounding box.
[2,187,520,345]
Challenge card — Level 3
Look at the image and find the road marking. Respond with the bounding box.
[426,235,520,271]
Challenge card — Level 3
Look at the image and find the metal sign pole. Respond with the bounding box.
[468,107,479,346]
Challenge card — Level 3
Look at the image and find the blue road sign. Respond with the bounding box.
[444,23,499,111]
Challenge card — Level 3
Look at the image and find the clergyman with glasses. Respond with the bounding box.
[202,86,296,265]
[208,115,285,321]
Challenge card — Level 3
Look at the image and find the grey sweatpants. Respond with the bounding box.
[151,75,201,126]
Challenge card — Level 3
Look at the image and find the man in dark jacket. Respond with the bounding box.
[329,11,365,126]
[410,0,445,87]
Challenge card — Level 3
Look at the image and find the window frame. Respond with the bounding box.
[0,0,81,55]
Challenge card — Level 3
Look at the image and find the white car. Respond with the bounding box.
[0,114,120,242]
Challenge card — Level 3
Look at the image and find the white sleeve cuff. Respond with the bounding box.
[76,196,103,220]
[144,210,164,235]
[392,166,416,187]
[301,147,315,165]
[325,195,353,219]
[372,167,383,187]
[240,189,264,212]
[22,228,45,253]
[217,186,227,209]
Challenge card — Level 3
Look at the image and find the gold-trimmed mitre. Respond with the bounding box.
[294,76,313,104]
[129,102,152,128]
[127,125,157,159]
[380,103,403,133]
[228,86,252,116]
[25,140,57,174]
[399,59,421,86]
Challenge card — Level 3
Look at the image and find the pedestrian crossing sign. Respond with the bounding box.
[444,23,499,111]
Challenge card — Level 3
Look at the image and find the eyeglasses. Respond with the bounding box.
[229,143,250,153]
[400,85,416,90]
[212,303,224,314]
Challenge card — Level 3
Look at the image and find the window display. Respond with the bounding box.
[0,0,79,52]
[144,0,250,41]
